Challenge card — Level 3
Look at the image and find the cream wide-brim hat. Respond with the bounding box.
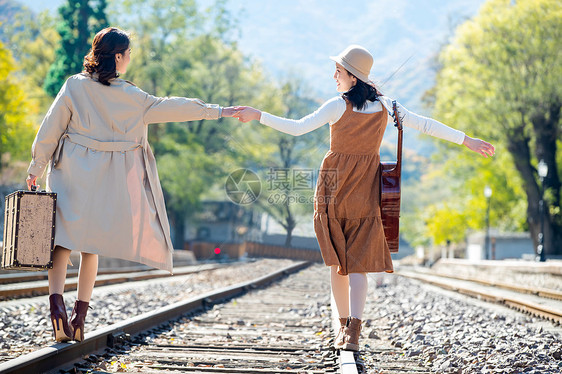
[330,45,373,83]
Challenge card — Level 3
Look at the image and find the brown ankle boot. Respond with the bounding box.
[342,317,362,351]
[334,317,348,349]
[49,294,72,342]
[69,300,90,342]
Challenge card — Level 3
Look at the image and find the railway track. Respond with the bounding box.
[0,262,430,374]
[0,263,224,300]
[397,268,562,324]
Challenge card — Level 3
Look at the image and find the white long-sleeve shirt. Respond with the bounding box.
[259,95,466,145]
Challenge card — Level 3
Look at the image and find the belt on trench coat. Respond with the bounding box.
[53,133,143,167]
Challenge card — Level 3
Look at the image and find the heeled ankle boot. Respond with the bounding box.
[342,317,362,351]
[69,300,90,342]
[334,317,348,349]
[49,294,72,342]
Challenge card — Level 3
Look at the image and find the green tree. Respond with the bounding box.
[0,41,36,176]
[248,77,326,247]
[43,0,108,97]
[429,0,562,254]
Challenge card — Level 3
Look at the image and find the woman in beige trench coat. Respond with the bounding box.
[26,27,238,342]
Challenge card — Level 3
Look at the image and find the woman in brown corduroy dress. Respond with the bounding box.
[313,97,393,277]
[235,45,495,351]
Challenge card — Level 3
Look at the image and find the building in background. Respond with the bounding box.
[184,200,263,245]
[466,230,535,261]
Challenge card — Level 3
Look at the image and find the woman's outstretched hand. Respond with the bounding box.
[233,106,261,123]
[462,136,495,158]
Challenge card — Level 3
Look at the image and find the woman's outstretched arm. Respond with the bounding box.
[143,96,239,123]
[382,97,495,158]
[125,84,239,124]
[233,97,344,136]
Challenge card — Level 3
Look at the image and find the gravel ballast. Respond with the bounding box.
[361,272,562,373]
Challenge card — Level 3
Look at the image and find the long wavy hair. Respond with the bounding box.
[342,71,383,110]
[83,27,130,86]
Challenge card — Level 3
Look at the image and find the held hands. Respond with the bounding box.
[462,136,495,158]
[232,106,261,123]
[222,106,261,123]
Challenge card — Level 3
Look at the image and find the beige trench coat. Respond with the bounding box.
[28,73,221,273]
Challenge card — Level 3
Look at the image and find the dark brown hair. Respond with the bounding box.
[83,27,130,86]
[342,70,383,110]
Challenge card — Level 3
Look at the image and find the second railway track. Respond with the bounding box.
[0,263,225,300]
[397,268,562,324]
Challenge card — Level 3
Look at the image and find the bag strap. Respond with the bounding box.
[392,100,404,171]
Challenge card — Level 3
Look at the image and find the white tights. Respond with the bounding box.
[330,266,368,320]
[48,246,98,302]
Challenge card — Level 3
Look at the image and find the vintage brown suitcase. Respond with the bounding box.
[2,189,56,270]
[380,100,403,253]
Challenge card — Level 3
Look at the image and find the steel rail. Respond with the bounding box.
[340,350,360,374]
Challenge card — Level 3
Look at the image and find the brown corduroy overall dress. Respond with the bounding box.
[313,98,394,275]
